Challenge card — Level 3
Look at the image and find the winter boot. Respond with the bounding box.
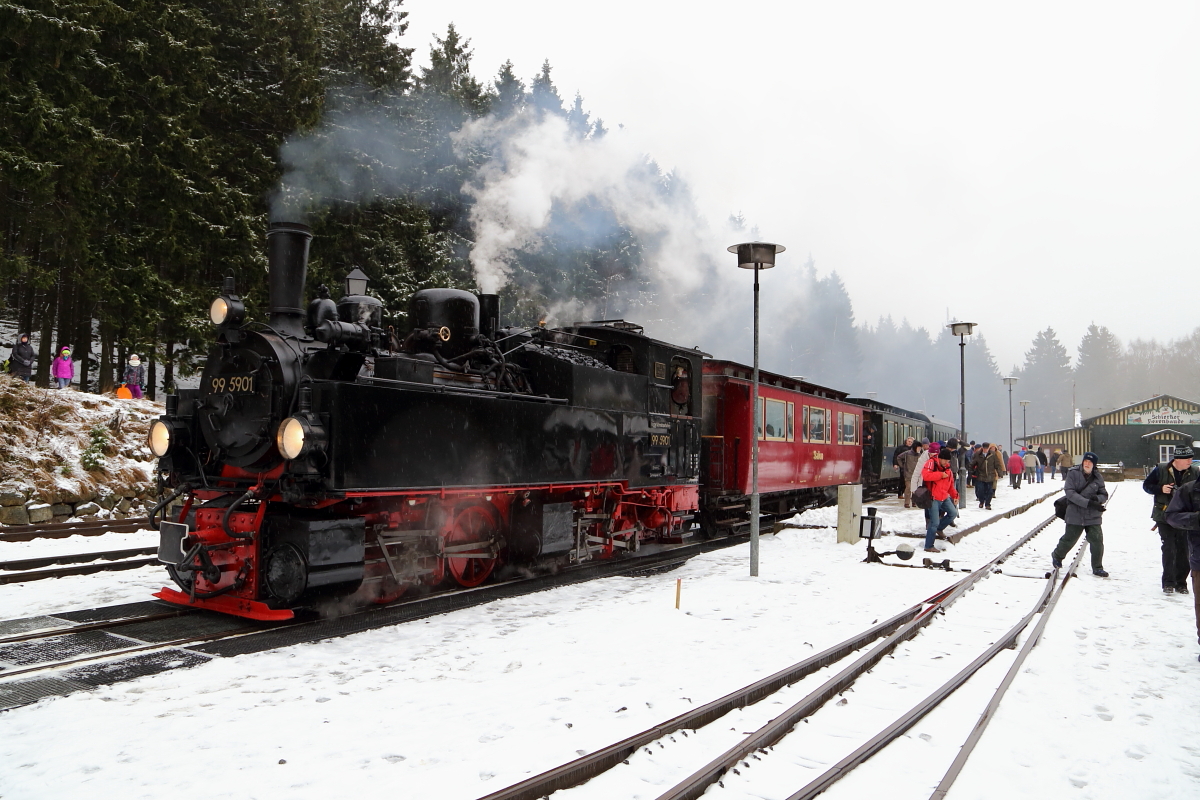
[1093,569,1109,578]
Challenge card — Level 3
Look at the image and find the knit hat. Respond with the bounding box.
[947,438,959,450]
[1172,444,1193,460]
[129,354,141,365]
[927,442,941,455]
[1081,452,1099,466]
[60,348,70,357]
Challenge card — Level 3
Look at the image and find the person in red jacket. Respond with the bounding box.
[1008,449,1025,489]
[922,443,960,551]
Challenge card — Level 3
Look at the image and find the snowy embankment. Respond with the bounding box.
[0,375,160,524]
[1,479,1197,799]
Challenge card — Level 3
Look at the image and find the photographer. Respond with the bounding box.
[1050,452,1110,577]
[1144,445,1198,594]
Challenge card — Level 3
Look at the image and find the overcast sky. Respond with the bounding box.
[403,1,1199,372]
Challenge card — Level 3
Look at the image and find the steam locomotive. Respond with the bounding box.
[149,223,958,620]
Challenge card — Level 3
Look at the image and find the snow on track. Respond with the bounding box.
[0,480,1197,799]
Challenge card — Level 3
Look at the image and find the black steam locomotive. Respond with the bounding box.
[149,223,704,619]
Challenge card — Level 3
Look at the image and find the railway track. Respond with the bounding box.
[0,493,1074,714]
[0,516,151,543]
[474,509,1082,800]
[0,547,159,585]
[0,527,763,710]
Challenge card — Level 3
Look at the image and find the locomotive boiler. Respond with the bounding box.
[149,223,704,619]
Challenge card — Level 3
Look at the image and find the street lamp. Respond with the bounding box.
[1019,400,1030,447]
[947,321,977,508]
[1003,376,1019,454]
[728,241,786,577]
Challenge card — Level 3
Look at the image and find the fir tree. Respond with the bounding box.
[1017,328,1074,431]
[1074,323,1123,411]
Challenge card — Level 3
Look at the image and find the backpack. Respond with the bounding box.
[1053,496,1070,519]
[1054,471,1096,519]
[912,485,933,509]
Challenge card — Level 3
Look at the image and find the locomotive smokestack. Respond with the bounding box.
[267,222,313,338]
[478,293,500,339]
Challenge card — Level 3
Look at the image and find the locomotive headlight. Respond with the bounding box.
[149,420,173,457]
[209,295,245,327]
[276,416,325,460]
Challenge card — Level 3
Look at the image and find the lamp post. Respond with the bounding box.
[947,321,977,508]
[1019,400,1030,447]
[728,241,786,577]
[1003,376,1019,455]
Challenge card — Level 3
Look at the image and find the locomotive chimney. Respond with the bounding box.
[266,222,313,338]
[478,293,500,339]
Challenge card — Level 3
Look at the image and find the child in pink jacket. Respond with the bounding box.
[51,347,74,389]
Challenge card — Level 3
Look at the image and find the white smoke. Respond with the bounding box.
[455,111,732,300]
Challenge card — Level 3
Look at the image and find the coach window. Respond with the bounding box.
[840,413,858,444]
[806,406,828,443]
[786,402,795,442]
[760,398,787,441]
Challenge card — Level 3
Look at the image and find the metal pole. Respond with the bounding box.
[1007,384,1014,455]
[750,263,761,577]
[1022,405,1027,444]
[958,335,967,509]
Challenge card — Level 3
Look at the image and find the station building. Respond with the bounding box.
[1021,394,1200,471]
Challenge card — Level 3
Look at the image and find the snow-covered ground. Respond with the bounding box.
[0,478,1197,799]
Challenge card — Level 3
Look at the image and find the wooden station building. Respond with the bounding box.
[1021,394,1200,470]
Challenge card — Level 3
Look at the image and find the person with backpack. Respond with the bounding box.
[921,443,959,552]
[1051,452,1109,577]
[1163,472,1200,663]
[1008,449,1025,489]
[1143,445,1198,595]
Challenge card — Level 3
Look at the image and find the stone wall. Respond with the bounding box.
[0,483,154,525]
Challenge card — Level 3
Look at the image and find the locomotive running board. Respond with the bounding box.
[154,587,295,621]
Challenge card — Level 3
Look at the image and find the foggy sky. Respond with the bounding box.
[403,0,1200,373]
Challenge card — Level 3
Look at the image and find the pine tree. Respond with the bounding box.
[1074,324,1123,411]
[491,60,525,118]
[529,59,564,117]
[1017,328,1074,432]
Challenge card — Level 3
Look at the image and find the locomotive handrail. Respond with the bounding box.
[356,374,568,404]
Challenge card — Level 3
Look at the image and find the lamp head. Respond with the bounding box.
[727,242,786,269]
[344,268,370,297]
[947,321,977,337]
[1003,376,1019,386]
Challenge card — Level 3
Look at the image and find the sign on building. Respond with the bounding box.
[1126,405,1200,425]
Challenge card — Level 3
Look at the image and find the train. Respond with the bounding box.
[148,223,961,620]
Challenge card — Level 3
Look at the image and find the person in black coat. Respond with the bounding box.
[1050,452,1109,576]
[1143,444,1199,594]
[8,334,34,380]
[1163,476,1200,663]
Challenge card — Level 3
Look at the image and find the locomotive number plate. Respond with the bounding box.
[209,374,255,394]
[650,433,671,447]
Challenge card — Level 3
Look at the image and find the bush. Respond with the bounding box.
[81,426,109,473]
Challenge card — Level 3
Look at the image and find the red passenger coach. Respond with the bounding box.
[699,360,863,534]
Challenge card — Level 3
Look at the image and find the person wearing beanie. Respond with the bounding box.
[1144,445,1198,594]
[971,442,1004,510]
[1051,452,1110,577]
[123,353,146,399]
[1163,462,1200,663]
[921,444,959,551]
[51,346,74,389]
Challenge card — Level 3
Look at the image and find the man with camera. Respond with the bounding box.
[1143,445,1198,595]
[1051,452,1109,577]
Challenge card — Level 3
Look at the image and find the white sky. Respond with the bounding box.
[402,1,1200,371]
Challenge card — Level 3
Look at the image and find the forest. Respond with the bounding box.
[1,1,1192,446]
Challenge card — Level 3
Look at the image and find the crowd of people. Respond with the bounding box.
[893,437,1085,556]
[2,334,146,397]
